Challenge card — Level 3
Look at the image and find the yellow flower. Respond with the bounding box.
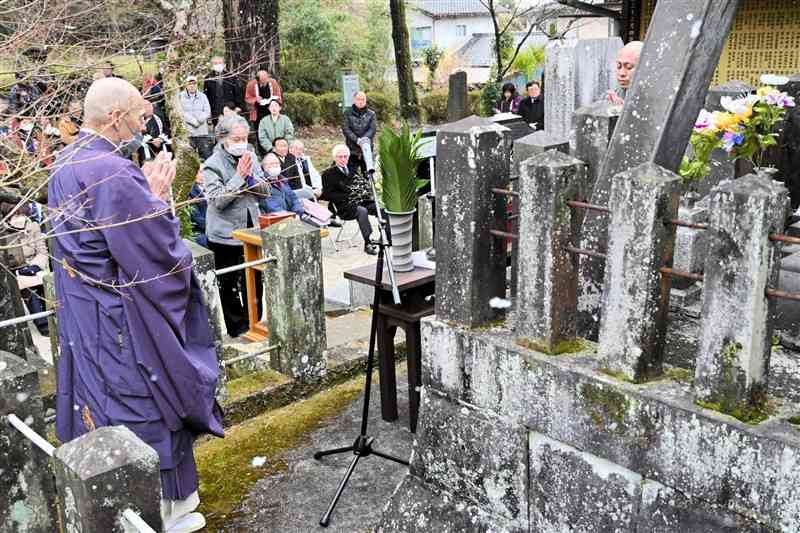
[713,111,740,131]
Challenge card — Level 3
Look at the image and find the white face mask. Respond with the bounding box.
[265,167,281,178]
[212,63,225,73]
[226,142,248,157]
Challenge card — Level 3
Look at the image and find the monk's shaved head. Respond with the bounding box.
[616,41,644,89]
[83,78,145,144]
[84,78,143,127]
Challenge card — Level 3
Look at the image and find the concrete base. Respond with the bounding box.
[379,318,800,532]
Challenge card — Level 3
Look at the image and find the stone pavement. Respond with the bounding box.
[225,374,414,533]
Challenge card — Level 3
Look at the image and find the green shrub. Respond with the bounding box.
[468,90,482,116]
[480,82,500,116]
[419,91,448,124]
[365,91,396,125]
[282,91,319,127]
[318,92,343,127]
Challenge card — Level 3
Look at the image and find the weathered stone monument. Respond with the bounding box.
[376,1,800,531]
[446,71,469,122]
[544,37,622,141]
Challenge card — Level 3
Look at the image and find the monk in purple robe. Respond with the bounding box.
[48,78,222,533]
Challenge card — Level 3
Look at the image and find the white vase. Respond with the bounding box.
[386,209,416,272]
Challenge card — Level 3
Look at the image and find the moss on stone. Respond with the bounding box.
[195,376,365,531]
[599,368,638,384]
[470,317,507,331]
[695,398,775,426]
[787,415,800,426]
[580,383,630,434]
[516,337,586,356]
[663,367,693,383]
[225,369,290,405]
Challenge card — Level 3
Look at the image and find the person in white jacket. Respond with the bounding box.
[179,75,212,159]
[290,139,322,199]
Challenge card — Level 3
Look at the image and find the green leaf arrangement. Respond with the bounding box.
[377,124,428,213]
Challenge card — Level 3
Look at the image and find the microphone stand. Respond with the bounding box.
[312,142,405,528]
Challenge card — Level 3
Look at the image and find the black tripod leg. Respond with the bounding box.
[314,445,355,460]
[371,449,410,466]
[319,453,361,527]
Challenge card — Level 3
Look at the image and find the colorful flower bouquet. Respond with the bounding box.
[679,86,796,180]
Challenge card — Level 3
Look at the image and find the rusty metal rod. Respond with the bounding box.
[766,288,800,301]
[492,187,519,197]
[565,200,610,213]
[770,234,800,246]
[564,245,606,259]
[667,219,709,230]
[490,229,518,240]
[659,267,704,281]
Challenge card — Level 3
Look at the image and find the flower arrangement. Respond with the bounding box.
[679,86,795,180]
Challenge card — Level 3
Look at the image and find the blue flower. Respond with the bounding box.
[722,130,745,153]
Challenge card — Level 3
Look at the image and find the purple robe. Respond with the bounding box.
[49,133,224,500]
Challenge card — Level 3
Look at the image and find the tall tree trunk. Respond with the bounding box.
[389,0,419,123]
[222,0,280,82]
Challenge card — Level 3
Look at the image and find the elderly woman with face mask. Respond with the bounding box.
[202,114,269,337]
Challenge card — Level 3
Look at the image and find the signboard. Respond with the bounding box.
[340,71,361,110]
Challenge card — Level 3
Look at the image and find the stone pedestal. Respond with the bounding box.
[434,116,511,327]
[597,163,681,381]
[446,71,468,123]
[52,426,163,533]
[672,194,708,289]
[695,175,789,406]
[577,0,742,340]
[261,220,327,380]
[543,38,622,141]
[0,351,58,533]
[516,151,585,353]
[186,239,228,401]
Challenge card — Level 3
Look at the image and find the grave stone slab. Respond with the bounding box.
[0,253,34,361]
[577,0,743,340]
[573,100,620,199]
[261,220,327,380]
[544,38,623,141]
[434,115,511,327]
[446,71,468,123]
[0,350,58,533]
[516,151,585,353]
[597,163,681,381]
[695,175,789,406]
[53,426,163,533]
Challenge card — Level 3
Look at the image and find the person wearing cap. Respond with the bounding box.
[180,75,212,159]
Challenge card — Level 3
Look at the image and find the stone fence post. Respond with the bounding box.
[262,220,327,380]
[0,351,58,533]
[597,163,681,381]
[510,131,570,299]
[186,239,228,402]
[695,175,789,407]
[573,100,619,200]
[435,116,511,327]
[516,150,585,353]
[52,425,163,533]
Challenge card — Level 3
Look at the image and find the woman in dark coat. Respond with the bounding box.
[496,82,521,114]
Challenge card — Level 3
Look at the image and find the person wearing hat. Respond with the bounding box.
[179,75,212,159]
